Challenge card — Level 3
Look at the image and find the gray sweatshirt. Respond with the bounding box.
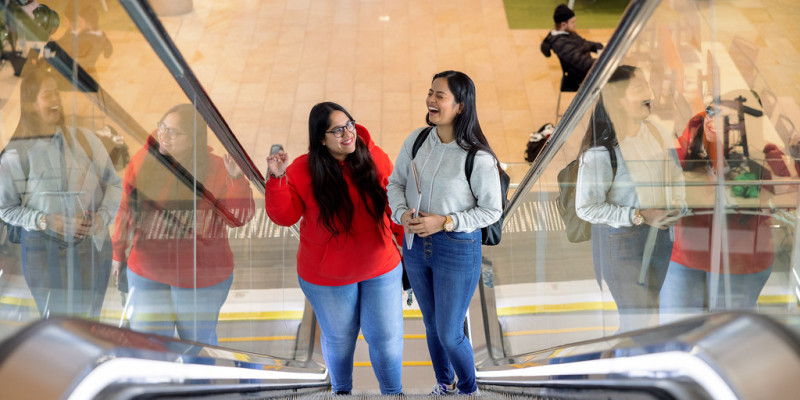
[387,127,502,232]
[575,123,685,228]
[0,126,122,248]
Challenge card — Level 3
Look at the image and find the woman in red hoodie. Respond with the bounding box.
[111,104,254,346]
[266,102,404,395]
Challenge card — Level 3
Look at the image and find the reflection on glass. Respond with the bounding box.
[662,91,775,322]
[111,104,254,346]
[0,66,122,318]
[575,65,686,333]
[55,3,113,78]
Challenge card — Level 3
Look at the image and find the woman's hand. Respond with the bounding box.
[223,154,244,178]
[111,260,123,288]
[46,214,94,238]
[408,211,446,237]
[640,208,681,230]
[267,151,289,177]
[400,209,416,230]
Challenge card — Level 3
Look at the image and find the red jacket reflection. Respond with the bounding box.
[672,111,773,274]
[112,136,255,288]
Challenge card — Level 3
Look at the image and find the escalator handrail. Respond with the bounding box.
[118,0,266,193]
[475,311,800,400]
[502,0,662,226]
[0,318,329,400]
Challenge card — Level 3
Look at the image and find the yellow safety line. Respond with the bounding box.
[0,296,36,307]
[2,296,795,323]
[503,326,616,336]
[496,301,618,316]
[757,295,794,305]
[221,333,429,342]
[219,335,297,343]
[354,361,432,367]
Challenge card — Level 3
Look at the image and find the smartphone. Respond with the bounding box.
[270,144,284,155]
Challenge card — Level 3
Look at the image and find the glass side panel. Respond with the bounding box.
[489,0,800,357]
[0,0,303,361]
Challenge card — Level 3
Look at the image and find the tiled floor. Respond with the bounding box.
[3,1,798,172]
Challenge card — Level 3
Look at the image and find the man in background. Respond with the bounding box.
[540,4,604,90]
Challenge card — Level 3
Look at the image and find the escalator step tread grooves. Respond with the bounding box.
[288,393,566,399]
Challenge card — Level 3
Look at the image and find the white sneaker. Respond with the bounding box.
[430,382,457,395]
[457,387,481,396]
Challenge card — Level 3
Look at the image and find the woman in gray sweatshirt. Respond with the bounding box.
[387,70,502,396]
[575,65,686,333]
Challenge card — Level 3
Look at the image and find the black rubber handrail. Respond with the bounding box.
[118,0,266,192]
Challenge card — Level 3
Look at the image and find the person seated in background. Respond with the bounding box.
[540,4,605,90]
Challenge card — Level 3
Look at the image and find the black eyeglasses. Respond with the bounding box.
[157,123,188,139]
[326,120,356,138]
[705,105,720,119]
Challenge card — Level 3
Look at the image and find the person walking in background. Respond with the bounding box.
[111,104,254,346]
[387,70,502,396]
[0,66,121,319]
[575,65,686,333]
[540,4,605,90]
[265,102,404,396]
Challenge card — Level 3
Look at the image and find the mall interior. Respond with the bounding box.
[1,0,800,398]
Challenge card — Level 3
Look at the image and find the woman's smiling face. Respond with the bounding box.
[32,77,62,129]
[426,77,462,128]
[322,110,357,161]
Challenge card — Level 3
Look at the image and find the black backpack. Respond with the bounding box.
[410,127,510,246]
[556,146,617,243]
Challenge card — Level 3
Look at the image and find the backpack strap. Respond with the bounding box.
[410,127,433,159]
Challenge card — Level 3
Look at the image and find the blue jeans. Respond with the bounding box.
[21,229,111,319]
[591,224,673,333]
[404,230,481,394]
[298,263,403,395]
[126,268,232,346]
[660,261,772,323]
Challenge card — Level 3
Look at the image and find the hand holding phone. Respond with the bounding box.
[267,144,288,178]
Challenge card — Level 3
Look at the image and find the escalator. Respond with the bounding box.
[2,0,800,399]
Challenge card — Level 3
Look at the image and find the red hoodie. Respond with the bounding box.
[265,124,402,286]
[112,136,255,288]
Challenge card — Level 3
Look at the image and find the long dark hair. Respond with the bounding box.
[307,102,387,236]
[426,71,498,161]
[578,65,639,158]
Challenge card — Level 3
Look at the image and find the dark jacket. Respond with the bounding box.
[541,31,603,91]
